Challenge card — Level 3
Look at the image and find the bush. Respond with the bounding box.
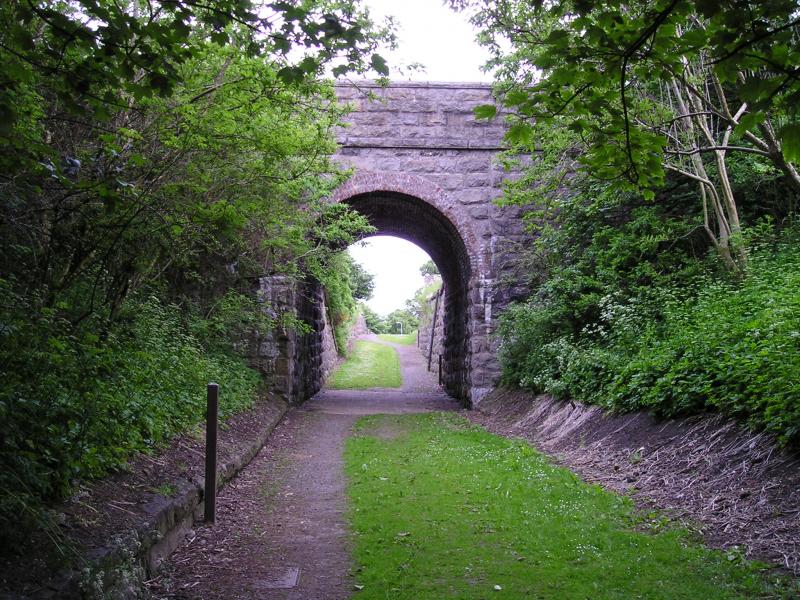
[606,243,800,443]
[499,239,800,446]
[0,289,259,542]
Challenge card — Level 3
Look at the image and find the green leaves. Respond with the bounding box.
[473,104,497,119]
[0,1,396,553]
[498,201,800,446]
[469,0,800,197]
[0,1,394,141]
[0,290,261,542]
[503,89,529,108]
[370,53,389,76]
[779,124,800,163]
[507,121,534,147]
[733,112,766,137]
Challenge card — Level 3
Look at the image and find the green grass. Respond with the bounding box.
[345,413,796,599]
[377,330,417,345]
[151,483,177,497]
[327,340,402,389]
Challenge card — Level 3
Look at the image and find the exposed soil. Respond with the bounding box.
[147,335,458,598]
[469,388,800,576]
[0,393,286,598]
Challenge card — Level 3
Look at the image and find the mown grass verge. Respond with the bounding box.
[327,340,401,389]
[345,413,796,599]
[377,331,417,346]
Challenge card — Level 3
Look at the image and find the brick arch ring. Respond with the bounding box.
[329,171,484,276]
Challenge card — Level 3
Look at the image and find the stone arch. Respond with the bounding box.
[332,173,484,273]
[332,172,488,404]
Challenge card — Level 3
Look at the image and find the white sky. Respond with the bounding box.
[344,2,489,316]
[348,237,432,315]
[363,0,492,82]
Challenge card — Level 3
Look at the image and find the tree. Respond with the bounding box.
[463,0,800,272]
[359,301,388,333]
[0,0,389,529]
[386,308,418,334]
[419,260,440,276]
[0,41,369,326]
[349,260,376,300]
[0,1,393,157]
[0,0,393,323]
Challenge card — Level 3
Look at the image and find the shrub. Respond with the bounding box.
[606,243,800,443]
[498,238,800,446]
[0,290,259,543]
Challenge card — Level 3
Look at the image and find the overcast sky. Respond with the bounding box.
[348,236,432,315]
[345,1,489,317]
[364,0,491,82]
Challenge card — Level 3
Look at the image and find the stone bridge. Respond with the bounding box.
[253,82,530,406]
[331,82,529,406]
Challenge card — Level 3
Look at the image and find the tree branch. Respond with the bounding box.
[665,145,770,157]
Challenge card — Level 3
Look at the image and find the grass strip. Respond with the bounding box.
[328,340,402,389]
[377,331,417,346]
[345,413,796,599]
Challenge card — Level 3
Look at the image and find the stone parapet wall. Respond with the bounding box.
[336,81,506,151]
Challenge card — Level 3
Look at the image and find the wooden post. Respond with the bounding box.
[204,383,219,523]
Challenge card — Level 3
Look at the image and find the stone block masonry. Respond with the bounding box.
[250,82,534,407]
[250,276,339,405]
[331,82,534,406]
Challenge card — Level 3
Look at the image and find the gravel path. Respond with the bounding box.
[150,336,458,599]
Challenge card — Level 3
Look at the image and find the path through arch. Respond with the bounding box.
[331,81,524,406]
[337,181,475,403]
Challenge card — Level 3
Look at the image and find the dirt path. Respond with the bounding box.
[150,337,458,599]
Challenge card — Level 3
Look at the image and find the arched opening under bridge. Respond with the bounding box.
[334,174,488,405]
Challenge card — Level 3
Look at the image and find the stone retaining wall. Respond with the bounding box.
[250,276,330,405]
[320,292,338,382]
